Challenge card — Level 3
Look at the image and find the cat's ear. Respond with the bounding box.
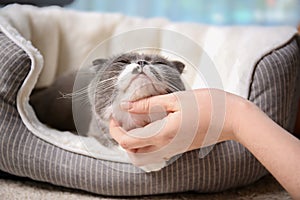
[90,59,108,73]
[92,59,107,66]
[172,61,185,74]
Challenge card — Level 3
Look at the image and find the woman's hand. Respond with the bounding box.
[109,89,239,166]
[109,89,300,198]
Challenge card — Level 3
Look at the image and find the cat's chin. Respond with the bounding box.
[128,93,153,102]
[126,83,165,102]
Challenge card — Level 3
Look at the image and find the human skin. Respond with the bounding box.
[109,89,300,198]
[294,100,300,138]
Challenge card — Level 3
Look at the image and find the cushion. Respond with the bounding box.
[0,30,299,196]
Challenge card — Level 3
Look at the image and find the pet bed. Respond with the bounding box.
[0,4,299,196]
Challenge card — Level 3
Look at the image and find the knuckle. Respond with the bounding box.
[165,93,178,110]
[119,137,129,149]
[132,98,151,113]
[161,93,178,111]
[143,98,151,113]
[161,133,175,143]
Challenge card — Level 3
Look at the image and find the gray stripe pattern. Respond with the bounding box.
[0,32,299,196]
[248,39,300,132]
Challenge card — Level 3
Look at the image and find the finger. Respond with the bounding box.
[109,118,125,141]
[138,111,197,156]
[109,118,154,150]
[109,117,120,127]
[127,113,180,153]
[120,92,179,114]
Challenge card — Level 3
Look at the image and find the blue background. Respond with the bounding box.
[66,0,300,26]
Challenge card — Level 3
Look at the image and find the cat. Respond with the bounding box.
[86,53,186,148]
[30,52,186,172]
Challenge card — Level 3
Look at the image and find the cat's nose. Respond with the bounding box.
[137,60,147,67]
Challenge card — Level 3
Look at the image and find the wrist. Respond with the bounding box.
[229,97,257,143]
[189,89,240,149]
[216,93,256,143]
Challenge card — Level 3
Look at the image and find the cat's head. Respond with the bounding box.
[89,53,186,118]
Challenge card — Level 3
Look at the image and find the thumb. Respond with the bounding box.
[120,93,179,114]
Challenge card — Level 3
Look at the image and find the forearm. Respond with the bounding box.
[294,100,300,138]
[233,101,300,198]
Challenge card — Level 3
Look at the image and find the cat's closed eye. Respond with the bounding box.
[152,61,167,65]
[115,59,131,64]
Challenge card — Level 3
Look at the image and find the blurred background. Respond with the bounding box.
[1,0,300,26]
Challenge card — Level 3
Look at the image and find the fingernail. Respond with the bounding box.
[120,101,132,110]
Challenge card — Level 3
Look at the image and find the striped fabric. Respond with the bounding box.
[249,39,300,132]
[0,32,299,196]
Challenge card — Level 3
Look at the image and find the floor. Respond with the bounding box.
[0,174,291,200]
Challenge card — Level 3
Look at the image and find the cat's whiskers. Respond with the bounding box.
[94,76,118,84]
[60,78,114,103]
[94,79,118,91]
[95,85,116,94]
[60,85,89,99]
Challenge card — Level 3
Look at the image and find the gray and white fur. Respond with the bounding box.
[87,53,186,151]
